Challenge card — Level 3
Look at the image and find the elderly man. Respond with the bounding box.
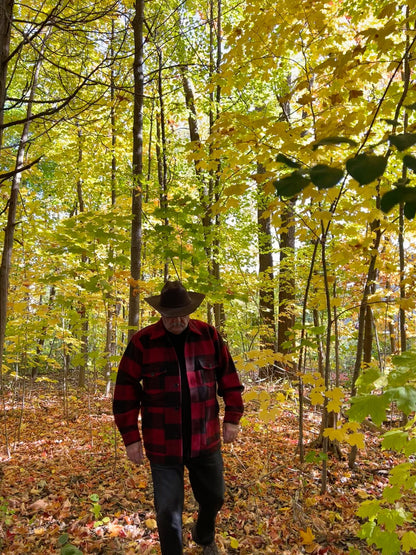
[113,280,244,555]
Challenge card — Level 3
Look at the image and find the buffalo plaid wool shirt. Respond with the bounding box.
[113,318,244,464]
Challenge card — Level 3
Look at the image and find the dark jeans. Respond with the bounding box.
[150,450,224,555]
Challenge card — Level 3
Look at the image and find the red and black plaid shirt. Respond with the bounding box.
[113,318,244,464]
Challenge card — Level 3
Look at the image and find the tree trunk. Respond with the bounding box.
[156,46,169,280]
[313,308,324,378]
[0,24,43,382]
[76,126,88,389]
[105,18,118,397]
[277,200,296,375]
[363,305,373,365]
[208,0,225,332]
[399,186,407,353]
[349,213,381,468]
[0,0,13,148]
[398,8,410,354]
[256,163,275,378]
[128,0,144,339]
[180,64,213,324]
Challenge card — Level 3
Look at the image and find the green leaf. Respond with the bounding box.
[273,171,310,198]
[403,154,416,172]
[312,136,358,150]
[402,530,416,553]
[385,386,416,415]
[389,462,412,487]
[58,534,69,546]
[380,186,416,214]
[377,507,411,533]
[356,499,381,519]
[355,366,381,395]
[391,351,416,371]
[61,545,83,555]
[389,133,416,151]
[372,529,401,555]
[275,153,302,168]
[309,164,344,189]
[304,450,328,463]
[403,438,416,456]
[383,118,400,126]
[348,394,388,426]
[405,102,416,110]
[346,154,387,185]
[404,202,416,219]
[358,520,376,540]
[382,430,408,452]
[381,485,401,503]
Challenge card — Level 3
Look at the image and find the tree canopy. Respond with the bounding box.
[1,0,416,553]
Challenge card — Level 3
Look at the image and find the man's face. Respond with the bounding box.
[162,315,190,334]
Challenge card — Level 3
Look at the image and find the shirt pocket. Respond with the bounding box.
[198,357,217,384]
[195,357,217,401]
[142,366,168,403]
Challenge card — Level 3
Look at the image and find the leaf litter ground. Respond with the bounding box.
[0,387,400,554]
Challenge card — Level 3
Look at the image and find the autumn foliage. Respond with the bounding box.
[0,384,406,555]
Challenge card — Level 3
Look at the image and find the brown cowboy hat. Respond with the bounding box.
[145,280,205,317]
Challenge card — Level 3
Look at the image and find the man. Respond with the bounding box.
[113,280,244,555]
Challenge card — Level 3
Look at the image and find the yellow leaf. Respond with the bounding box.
[259,409,273,423]
[258,390,270,402]
[230,537,239,549]
[302,372,324,386]
[298,93,314,105]
[315,210,333,222]
[326,387,344,402]
[224,183,249,196]
[326,387,344,412]
[399,298,416,310]
[145,518,158,530]
[324,427,345,442]
[243,390,258,402]
[327,399,341,413]
[310,389,325,405]
[344,421,360,432]
[300,527,315,545]
[346,432,365,449]
[11,301,27,313]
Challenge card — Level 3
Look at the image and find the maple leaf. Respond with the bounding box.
[323,427,344,442]
[346,432,365,449]
[402,530,416,553]
[300,526,315,545]
[310,389,325,405]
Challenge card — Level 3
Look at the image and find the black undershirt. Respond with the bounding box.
[167,328,191,459]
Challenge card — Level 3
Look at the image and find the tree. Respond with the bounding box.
[128,0,144,338]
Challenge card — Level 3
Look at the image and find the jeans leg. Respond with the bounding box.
[150,463,185,555]
[187,450,225,545]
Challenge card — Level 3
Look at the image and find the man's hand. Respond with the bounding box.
[223,422,240,444]
[126,441,144,465]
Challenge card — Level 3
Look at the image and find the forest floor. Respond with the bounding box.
[0,383,407,554]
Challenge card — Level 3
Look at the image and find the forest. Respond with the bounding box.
[1,0,416,553]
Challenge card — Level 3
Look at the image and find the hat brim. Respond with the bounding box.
[145,291,205,317]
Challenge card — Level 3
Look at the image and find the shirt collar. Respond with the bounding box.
[148,318,203,339]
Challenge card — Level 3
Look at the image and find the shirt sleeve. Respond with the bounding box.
[215,331,244,424]
[112,337,143,446]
